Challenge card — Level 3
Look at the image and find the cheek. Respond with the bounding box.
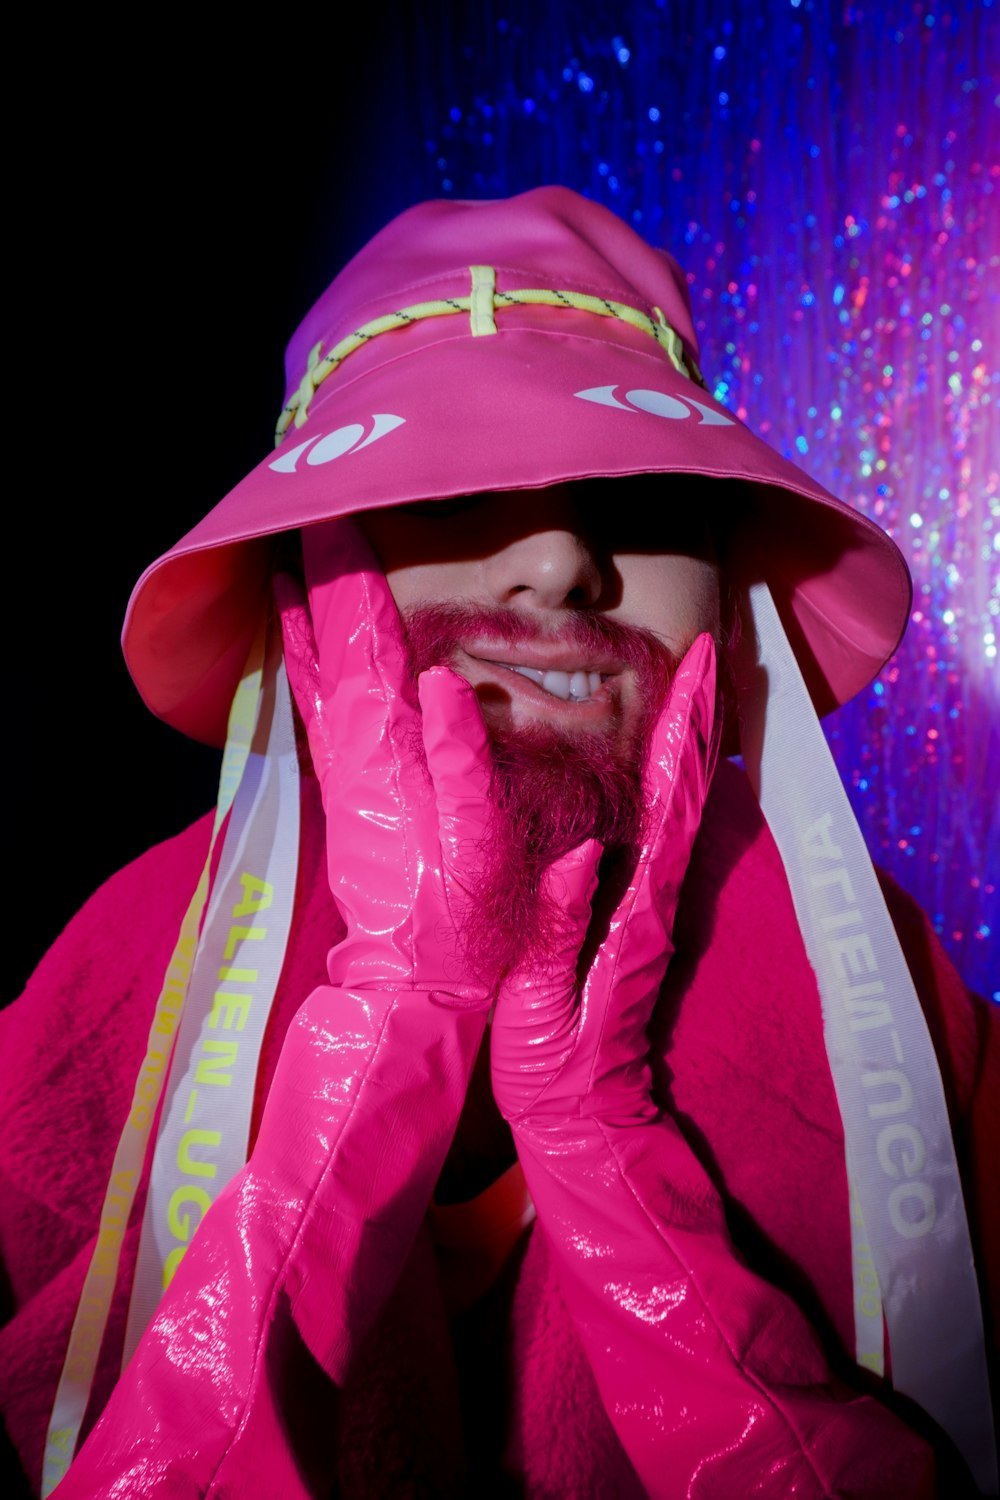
[378,559,465,612]
[613,554,722,648]
[355,511,481,612]
[356,516,449,610]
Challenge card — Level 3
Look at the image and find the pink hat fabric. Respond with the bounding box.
[122,186,911,746]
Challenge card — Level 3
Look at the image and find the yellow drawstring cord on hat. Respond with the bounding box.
[275,265,707,441]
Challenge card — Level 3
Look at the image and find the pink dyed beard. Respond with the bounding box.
[402,602,679,988]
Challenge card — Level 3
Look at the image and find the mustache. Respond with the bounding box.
[400,600,680,685]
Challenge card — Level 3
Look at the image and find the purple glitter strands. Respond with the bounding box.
[409,0,998,995]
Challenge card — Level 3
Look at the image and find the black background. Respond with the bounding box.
[11,20,427,1004]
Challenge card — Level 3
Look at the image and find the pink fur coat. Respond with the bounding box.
[1,761,995,1496]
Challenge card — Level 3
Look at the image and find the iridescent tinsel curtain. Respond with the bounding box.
[406,0,999,997]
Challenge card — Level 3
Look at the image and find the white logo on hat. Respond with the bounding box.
[268,413,406,473]
[574,386,734,426]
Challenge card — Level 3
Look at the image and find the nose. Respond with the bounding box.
[481,492,603,611]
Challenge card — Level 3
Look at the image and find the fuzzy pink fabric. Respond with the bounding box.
[1,762,995,1496]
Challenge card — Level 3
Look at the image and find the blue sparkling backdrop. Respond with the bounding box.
[408,0,999,998]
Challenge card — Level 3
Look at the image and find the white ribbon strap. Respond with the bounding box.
[743,581,996,1495]
[41,633,267,1498]
[122,633,300,1366]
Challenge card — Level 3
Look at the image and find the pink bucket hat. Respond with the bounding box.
[122,185,910,747]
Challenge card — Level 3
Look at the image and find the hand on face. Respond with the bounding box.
[489,631,720,1127]
[279,483,722,1012]
[355,479,723,989]
[275,519,496,1006]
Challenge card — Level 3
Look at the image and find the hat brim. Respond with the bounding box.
[123,311,910,746]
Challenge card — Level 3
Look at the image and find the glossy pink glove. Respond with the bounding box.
[286,516,496,1005]
[59,520,493,1498]
[492,634,936,1500]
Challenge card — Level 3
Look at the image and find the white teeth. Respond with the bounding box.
[507,664,605,701]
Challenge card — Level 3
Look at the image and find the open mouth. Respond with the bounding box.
[490,662,607,702]
[455,639,626,722]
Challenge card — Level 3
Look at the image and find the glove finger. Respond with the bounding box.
[643,631,719,910]
[650,632,719,806]
[499,839,603,1003]
[299,521,430,926]
[273,568,327,756]
[583,633,719,1049]
[491,839,602,1119]
[302,517,421,745]
[418,667,493,864]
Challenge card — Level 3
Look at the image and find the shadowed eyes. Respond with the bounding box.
[403,495,487,519]
[395,483,719,559]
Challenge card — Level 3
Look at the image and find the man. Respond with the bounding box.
[1,188,996,1498]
